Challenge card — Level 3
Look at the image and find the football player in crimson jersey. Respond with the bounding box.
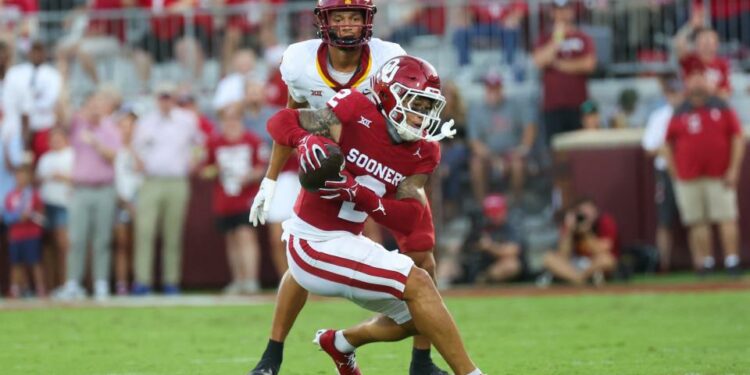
[249,1,449,374]
[248,56,483,375]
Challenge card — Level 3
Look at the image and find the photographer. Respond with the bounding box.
[541,197,619,286]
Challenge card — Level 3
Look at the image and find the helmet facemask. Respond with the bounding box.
[385,83,446,142]
[316,7,375,48]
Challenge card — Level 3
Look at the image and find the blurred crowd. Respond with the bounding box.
[1,0,749,299]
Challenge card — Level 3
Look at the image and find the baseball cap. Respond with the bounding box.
[483,72,503,88]
[155,82,177,97]
[483,194,508,219]
[580,99,599,115]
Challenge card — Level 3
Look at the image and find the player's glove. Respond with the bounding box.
[425,119,457,142]
[249,178,276,226]
[319,170,360,202]
[297,135,335,173]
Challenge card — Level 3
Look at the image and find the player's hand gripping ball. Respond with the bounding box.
[297,135,344,192]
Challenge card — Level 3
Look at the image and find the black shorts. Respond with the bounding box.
[655,169,678,227]
[215,212,251,233]
[543,108,582,147]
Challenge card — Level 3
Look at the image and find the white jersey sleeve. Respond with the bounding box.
[280,40,323,104]
[369,38,407,62]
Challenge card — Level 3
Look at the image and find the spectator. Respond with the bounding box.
[468,72,536,203]
[176,90,217,141]
[53,91,121,301]
[580,99,601,130]
[3,163,45,298]
[113,109,142,296]
[56,0,131,84]
[213,49,257,113]
[0,0,38,56]
[132,0,210,88]
[1,107,25,228]
[132,82,202,296]
[384,0,445,46]
[0,39,11,103]
[674,18,731,100]
[452,1,527,74]
[262,40,289,108]
[2,41,62,158]
[35,127,73,288]
[664,72,744,275]
[532,0,596,147]
[641,74,683,272]
[609,88,642,129]
[472,194,523,283]
[220,0,279,75]
[242,77,297,277]
[204,106,265,294]
[438,80,469,220]
[243,77,280,136]
[540,197,619,286]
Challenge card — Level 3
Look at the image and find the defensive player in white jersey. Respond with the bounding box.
[249,1,448,374]
[253,55,483,375]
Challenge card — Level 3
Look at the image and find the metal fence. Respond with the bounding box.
[5,0,749,84]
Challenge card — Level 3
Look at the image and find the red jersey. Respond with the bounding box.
[666,97,742,180]
[88,0,126,42]
[3,187,43,241]
[292,89,440,235]
[535,29,595,111]
[206,132,266,215]
[471,1,527,24]
[679,53,731,93]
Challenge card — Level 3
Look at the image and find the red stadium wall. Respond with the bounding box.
[555,140,750,269]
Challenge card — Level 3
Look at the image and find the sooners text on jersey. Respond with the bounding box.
[291,89,440,235]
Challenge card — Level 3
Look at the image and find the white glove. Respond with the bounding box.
[426,119,457,142]
[249,178,277,226]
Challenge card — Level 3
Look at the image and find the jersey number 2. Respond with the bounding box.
[327,89,352,108]
[338,175,386,223]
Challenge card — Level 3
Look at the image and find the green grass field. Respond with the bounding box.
[2,289,750,375]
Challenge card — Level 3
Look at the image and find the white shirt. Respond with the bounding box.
[35,147,73,207]
[642,104,674,171]
[134,107,200,177]
[1,62,62,139]
[212,72,246,111]
[280,38,406,109]
[115,148,143,202]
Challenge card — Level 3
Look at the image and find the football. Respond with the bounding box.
[298,142,345,192]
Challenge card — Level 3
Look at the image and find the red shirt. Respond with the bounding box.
[679,53,731,93]
[693,0,750,19]
[206,132,266,215]
[667,98,742,180]
[266,68,289,108]
[138,0,213,40]
[570,213,619,258]
[88,0,126,41]
[471,1,527,24]
[4,187,43,241]
[535,29,595,111]
[292,89,440,235]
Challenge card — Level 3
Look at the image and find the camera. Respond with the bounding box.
[575,212,587,224]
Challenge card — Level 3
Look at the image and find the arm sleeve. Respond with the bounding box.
[352,186,427,234]
[394,203,436,251]
[266,109,308,147]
